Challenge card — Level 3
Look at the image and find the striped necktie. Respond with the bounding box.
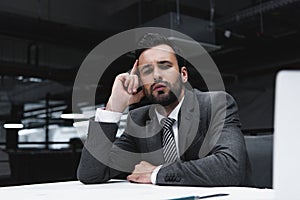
[161,118,177,163]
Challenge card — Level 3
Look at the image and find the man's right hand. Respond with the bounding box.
[106,60,145,113]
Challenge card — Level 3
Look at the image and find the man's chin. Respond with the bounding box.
[151,94,177,106]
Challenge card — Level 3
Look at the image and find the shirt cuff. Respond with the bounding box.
[95,107,123,123]
[150,165,162,184]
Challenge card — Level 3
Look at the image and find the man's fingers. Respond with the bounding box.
[115,62,140,94]
[122,60,140,93]
[127,173,151,184]
[127,74,137,93]
[130,59,139,75]
[116,73,129,87]
[122,73,139,94]
[129,60,140,93]
[123,73,129,88]
[132,75,139,93]
[127,174,137,182]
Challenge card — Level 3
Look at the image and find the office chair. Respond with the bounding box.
[244,134,273,188]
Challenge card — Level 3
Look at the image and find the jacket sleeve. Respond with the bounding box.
[77,119,141,184]
[156,92,250,186]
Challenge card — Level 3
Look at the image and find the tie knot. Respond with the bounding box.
[161,118,176,129]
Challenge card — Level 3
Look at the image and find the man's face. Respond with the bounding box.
[137,44,188,106]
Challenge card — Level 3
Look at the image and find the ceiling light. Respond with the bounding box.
[4,123,24,129]
[224,30,231,38]
[60,113,86,119]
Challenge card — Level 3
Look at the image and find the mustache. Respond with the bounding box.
[150,80,171,92]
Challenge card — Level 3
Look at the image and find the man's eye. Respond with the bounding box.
[159,64,171,69]
[141,67,153,75]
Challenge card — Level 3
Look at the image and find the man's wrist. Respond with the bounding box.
[150,165,162,184]
[106,97,127,113]
[95,107,122,123]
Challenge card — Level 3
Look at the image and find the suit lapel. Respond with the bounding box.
[178,90,200,158]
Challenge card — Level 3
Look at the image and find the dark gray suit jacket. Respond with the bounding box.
[77,89,252,186]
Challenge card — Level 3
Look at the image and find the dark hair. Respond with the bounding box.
[135,33,186,68]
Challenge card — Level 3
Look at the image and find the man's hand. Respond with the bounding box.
[106,60,145,112]
[127,161,157,184]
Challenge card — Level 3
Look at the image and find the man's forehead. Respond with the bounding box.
[138,44,176,64]
[141,44,175,54]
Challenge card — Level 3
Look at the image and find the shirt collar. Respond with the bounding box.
[156,97,185,124]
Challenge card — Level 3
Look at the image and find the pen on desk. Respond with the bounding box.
[197,193,229,199]
[170,193,229,200]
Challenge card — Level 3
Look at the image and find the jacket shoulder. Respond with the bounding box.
[127,105,152,126]
[192,89,235,103]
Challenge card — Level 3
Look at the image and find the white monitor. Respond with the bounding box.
[273,70,300,199]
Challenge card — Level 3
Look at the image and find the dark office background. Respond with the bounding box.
[0,0,299,186]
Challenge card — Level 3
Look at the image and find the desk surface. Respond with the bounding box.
[0,180,274,200]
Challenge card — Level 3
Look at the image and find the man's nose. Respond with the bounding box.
[153,67,162,82]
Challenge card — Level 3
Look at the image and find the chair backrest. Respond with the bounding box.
[244,134,273,188]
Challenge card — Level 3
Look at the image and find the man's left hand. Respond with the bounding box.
[127,161,157,184]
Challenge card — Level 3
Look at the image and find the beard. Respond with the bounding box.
[143,75,183,106]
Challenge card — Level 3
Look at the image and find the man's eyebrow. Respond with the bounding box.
[140,61,173,69]
[157,60,173,65]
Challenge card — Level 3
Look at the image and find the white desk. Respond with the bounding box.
[0,180,274,200]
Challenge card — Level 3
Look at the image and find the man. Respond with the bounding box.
[77,33,252,186]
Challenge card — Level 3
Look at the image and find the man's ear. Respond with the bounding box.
[180,66,188,83]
